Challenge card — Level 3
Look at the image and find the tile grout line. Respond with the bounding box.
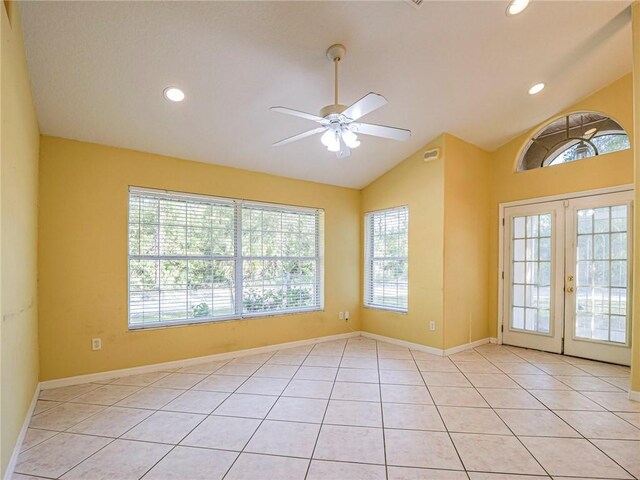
[473,345,639,480]
[28,417,640,443]
[55,386,640,409]
[453,348,554,478]
[133,368,256,480]
[31,363,224,440]
[28,353,265,479]
[483,346,640,465]
[17,383,132,477]
[375,339,390,480]
[17,430,63,456]
[216,340,331,479]
[407,347,471,479]
[137,350,282,479]
[44,435,118,479]
[610,411,640,431]
[302,337,348,480]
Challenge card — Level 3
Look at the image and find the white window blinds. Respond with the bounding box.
[242,204,322,315]
[128,187,323,328]
[364,206,409,312]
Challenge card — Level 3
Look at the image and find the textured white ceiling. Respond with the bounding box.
[20,1,632,188]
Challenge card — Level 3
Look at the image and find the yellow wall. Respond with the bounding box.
[443,135,492,349]
[359,133,493,352]
[38,136,361,380]
[489,74,635,338]
[631,1,639,394]
[360,136,446,348]
[1,3,40,475]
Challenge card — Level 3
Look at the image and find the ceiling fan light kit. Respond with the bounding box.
[270,44,411,158]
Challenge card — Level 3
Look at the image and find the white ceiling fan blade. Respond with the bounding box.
[272,127,326,147]
[351,122,411,141]
[341,93,388,121]
[270,106,328,124]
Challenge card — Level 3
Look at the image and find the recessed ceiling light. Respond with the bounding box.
[163,87,185,102]
[506,0,530,16]
[528,83,545,95]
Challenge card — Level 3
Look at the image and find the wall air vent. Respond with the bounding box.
[424,148,440,163]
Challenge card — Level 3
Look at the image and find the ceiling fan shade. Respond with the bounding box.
[270,44,411,158]
[320,126,361,152]
[320,129,341,152]
[341,130,361,148]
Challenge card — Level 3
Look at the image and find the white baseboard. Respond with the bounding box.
[443,337,490,356]
[4,382,41,480]
[489,337,498,344]
[39,331,494,391]
[360,332,444,356]
[360,332,491,357]
[40,332,361,390]
[629,389,640,403]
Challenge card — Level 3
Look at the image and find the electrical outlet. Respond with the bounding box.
[339,312,344,320]
[345,311,350,321]
[429,321,436,331]
[92,338,102,351]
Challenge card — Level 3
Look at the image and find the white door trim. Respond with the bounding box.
[497,184,634,346]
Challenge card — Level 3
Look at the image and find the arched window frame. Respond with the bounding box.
[516,111,630,172]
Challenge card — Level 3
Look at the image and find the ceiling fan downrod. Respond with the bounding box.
[321,44,348,117]
[333,47,340,105]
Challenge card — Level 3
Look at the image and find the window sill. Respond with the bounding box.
[363,305,408,315]
[128,307,324,331]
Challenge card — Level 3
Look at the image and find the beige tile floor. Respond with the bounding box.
[13,337,640,480]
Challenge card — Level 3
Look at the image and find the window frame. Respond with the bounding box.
[517,111,630,172]
[363,205,409,313]
[128,186,324,330]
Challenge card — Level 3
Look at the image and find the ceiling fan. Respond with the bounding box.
[270,44,411,158]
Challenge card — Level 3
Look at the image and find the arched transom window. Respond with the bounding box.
[517,112,630,172]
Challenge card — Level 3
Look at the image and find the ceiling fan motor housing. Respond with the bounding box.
[319,104,348,118]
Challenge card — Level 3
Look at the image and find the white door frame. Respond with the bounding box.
[497,184,634,346]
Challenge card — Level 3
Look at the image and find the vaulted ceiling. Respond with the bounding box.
[20,1,633,188]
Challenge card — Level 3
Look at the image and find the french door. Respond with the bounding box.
[502,191,633,366]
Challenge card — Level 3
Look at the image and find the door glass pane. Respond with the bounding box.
[510,213,552,334]
[574,205,628,344]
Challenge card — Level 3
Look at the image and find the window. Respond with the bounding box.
[364,206,408,312]
[128,187,323,328]
[241,203,322,315]
[518,112,630,171]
